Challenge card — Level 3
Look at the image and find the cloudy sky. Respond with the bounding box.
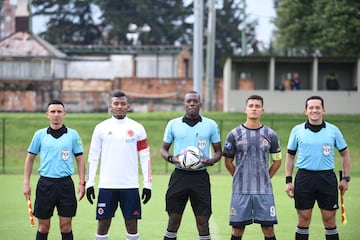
[247,0,276,46]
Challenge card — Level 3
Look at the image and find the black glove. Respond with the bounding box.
[86,186,95,205]
[141,188,151,204]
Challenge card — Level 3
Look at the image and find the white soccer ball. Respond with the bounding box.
[179,146,203,169]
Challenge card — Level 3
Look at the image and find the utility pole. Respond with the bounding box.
[241,0,247,56]
[193,0,203,97]
[205,0,216,111]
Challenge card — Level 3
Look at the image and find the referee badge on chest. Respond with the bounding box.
[322,144,331,156]
[198,139,206,151]
[61,149,70,160]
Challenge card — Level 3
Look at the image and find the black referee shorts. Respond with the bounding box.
[294,169,339,211]
[34,176,77,219]
[166,168,212,216]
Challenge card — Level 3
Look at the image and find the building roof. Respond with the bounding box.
[0,31,66,58]
[56,44,189,56]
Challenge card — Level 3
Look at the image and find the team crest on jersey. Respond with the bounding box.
[127,129,135,137]
[61,149,70,160]
[322,144,331,156]
[197,139,206,150]
[262,139,269,146]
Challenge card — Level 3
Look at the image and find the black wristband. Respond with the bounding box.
[167,155,173,163]
[286,176,292,184]
[342,176,350,182]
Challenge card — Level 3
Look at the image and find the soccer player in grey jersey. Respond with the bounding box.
[223,95,282,240]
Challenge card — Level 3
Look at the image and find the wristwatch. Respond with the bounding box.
[342,176,350,182]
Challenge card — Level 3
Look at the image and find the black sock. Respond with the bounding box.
[325,227,339,240]
[295,226,309,240]
[36,231,48,240]
[231,235,241,240]
[265,236,276,240]
[61,231,73,240]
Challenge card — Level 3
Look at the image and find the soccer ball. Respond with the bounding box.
[179,146,203,169]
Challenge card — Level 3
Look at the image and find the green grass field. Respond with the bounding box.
[1,112,359,239]
[1,174,359,239]
[1,112,360,175]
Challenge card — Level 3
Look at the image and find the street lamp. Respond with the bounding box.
[126,23,151,46]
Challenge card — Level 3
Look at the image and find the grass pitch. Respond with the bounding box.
[2,173,358,239]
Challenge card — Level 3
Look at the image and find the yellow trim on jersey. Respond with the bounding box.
[271,152,282,161]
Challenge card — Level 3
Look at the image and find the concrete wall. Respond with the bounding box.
[0,77,224,112]
[224,90,360,114]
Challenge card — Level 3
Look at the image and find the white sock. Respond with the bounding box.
[126,232,139,240]
[95,233,108,240]
[164,230,177,239]
[199,235,211,240]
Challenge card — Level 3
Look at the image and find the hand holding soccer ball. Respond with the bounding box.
[177,146,203,169]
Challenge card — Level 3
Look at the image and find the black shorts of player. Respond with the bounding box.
[34,176,77,219]
[294,169,339,210]
[166,168,211,216]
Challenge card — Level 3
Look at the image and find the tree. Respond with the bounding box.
[210,0,258,75]
[94,0,193,45]
[274,0,360,56]
[30,0,260,76]
[31,0,101,45]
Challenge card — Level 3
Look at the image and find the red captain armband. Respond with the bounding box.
[137,139,149,151]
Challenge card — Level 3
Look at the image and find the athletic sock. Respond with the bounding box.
[231,235,242,240]
[295,226,309,240]
[126,232,139,240]
[164,230,177,239]
[36,231,48,240]
[61,231,73,240]
[325,227,339,240]
[199,234,211,240]
[95,233,108,240]
[265,236,276,240]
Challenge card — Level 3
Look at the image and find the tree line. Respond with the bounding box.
[30,0,360,77]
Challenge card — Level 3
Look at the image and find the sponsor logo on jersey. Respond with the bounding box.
[126,138,136,143]
[224,141,232,149]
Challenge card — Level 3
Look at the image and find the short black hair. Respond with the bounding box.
[246,95,264,106]
[305,96,324,109]
[48,99,65,109]
[112,91,127,98]
[185,90,201,102]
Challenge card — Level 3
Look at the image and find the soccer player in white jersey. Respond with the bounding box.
[223,95,282,240]
[23,99,86,240]
[285,96,351,240]
[85,91,152,240]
